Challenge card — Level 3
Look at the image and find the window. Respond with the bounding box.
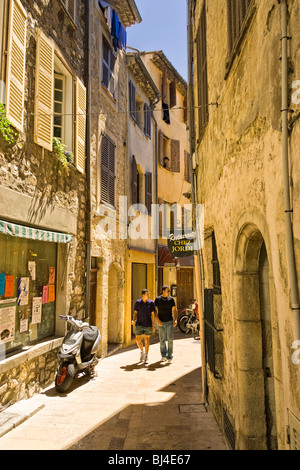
[227,0,252,55]
[196,1,208,141]
[53,74,65,141]
[34,29,86,173]
[131,155,139,205]
[145,172,152,215]
[144,103,151,138]
[102,36,116,98]
[212,231,221,292]
[60,0,76,23]
[101,134,115,207]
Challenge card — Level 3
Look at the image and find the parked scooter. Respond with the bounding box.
[55,315,101,393]
[178,300,199,334]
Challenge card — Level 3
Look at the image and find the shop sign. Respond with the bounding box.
[167,231,195,257]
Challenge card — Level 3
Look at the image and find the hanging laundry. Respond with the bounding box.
[111,9,120,51]
[119,22,127,51]
[99,1,112,31]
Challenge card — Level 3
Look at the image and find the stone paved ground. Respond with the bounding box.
[0,331,227,451]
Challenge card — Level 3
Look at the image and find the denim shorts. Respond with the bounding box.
[135,325,153,336]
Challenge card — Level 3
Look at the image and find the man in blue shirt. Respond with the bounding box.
[132,289,156,364]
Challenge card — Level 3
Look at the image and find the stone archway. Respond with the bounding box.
[233,221,278,450]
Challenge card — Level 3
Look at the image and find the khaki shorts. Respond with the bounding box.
[135,325,153,336]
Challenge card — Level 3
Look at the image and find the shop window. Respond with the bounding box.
[0,233,57,355]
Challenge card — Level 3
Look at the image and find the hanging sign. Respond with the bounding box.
[167,231,196,258]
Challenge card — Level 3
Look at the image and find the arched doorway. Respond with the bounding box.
[259,242,277,450]
[233,223,278,450]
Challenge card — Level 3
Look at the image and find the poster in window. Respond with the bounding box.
[4,276,14,297]
[42,285,48,304]
[20,316,29,333]
[28,261,36,281]
[49,267,55,284]
[0,273,5,296]
[0,305,15,343]
[48,284,55,302]
[32,297,42,324]
[17,277,29,306]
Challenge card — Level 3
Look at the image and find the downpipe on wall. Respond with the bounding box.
[187,0,207,404]
[280,0,300,342]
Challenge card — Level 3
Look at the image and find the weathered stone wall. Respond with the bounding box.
[0,338,62,409]
[193,0,300,449]
[88,2,128,356]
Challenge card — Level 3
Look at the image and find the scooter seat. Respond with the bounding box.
[83,326,99,343]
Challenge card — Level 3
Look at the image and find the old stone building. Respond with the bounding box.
[87,0,142,356]
[124,51,160,346]
[0,0,88,406]
[140,51,194,308]
[190,0,300,450]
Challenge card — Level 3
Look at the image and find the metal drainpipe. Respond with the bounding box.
[281,0,300,342]
[84,0,92,319]
[188,0,207,404]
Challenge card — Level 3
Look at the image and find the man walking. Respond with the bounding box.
[155,285,177,363]
[132,289,156,364]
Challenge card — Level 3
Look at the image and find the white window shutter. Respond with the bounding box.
[34,29,54,151]
[75,77,86,174]
[6,0,27,132]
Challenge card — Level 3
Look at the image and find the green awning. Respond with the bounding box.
[0,220,73,243]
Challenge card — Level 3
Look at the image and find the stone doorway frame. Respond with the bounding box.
[232,213,278,449]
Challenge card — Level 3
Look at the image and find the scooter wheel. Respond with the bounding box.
[55,363,75,393]
[178,315,190,333]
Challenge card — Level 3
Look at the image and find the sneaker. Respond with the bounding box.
[140,350,145,362]
[167,358,173,364]
[144,355,149,365]
[161,357,168,362]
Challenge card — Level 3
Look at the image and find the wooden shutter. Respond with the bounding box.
[129,80,136,120]
[75,76,86,174]
[6,0,27,132]
[158,129,164,166]
[145,172,152,215]
[183,95,188,124]
[67,0,76,22]
[170,80,177,108]
[144,103,151,138]
[170,139,180,173]
[131,155,138,205]
[34,29,54,151]
[101,134,115,207]
[184,150,191,182]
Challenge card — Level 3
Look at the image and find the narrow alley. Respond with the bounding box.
[0,331,226,451]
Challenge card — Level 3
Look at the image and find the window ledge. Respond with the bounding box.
[100,83,116,105]
[0,336,63,374]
